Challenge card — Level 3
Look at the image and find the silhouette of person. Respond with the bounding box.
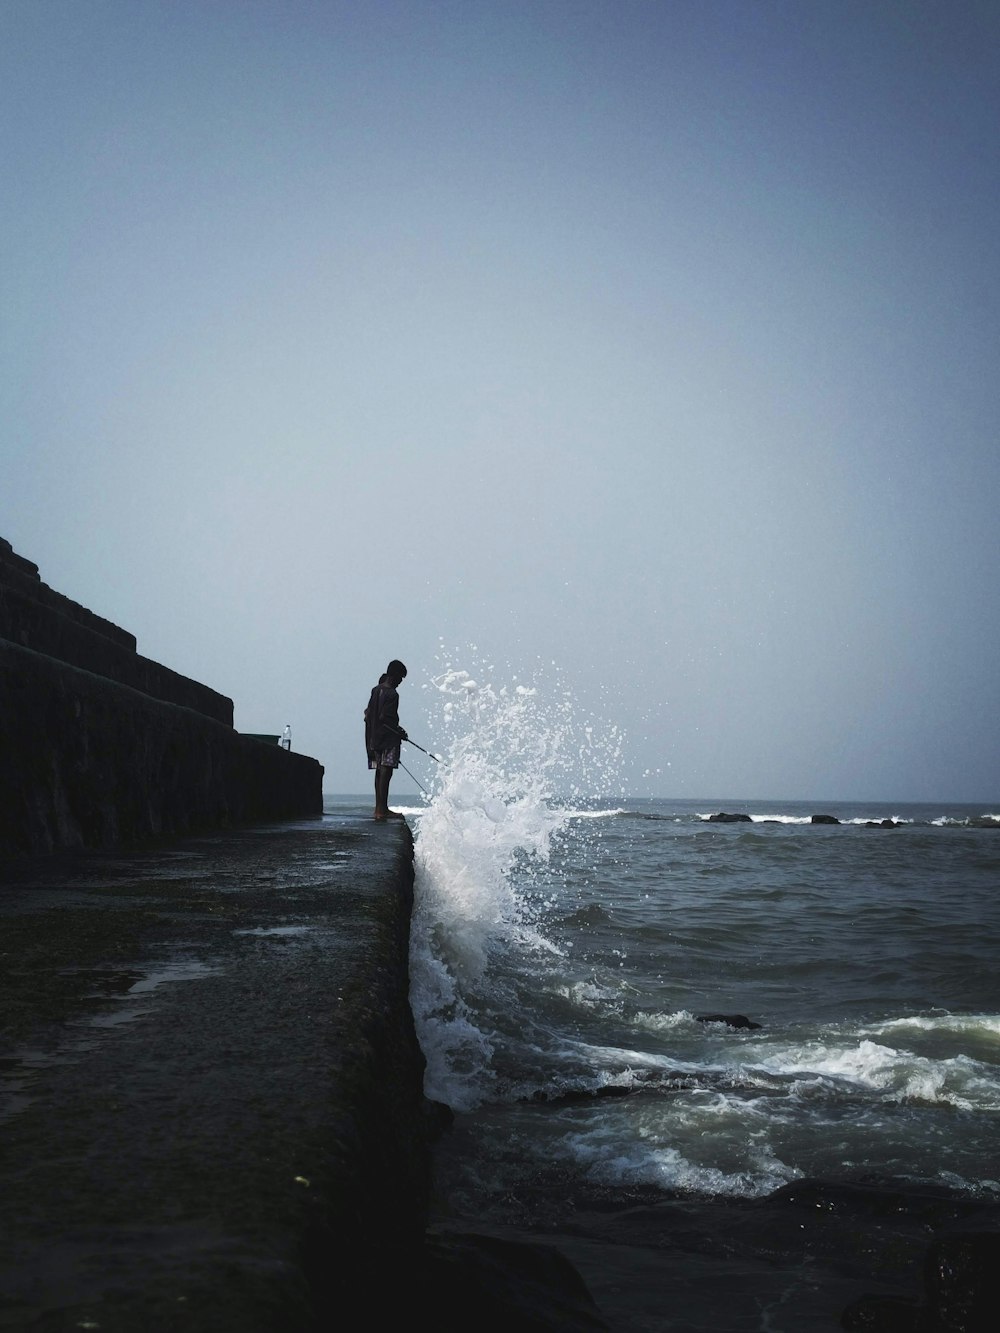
[365,660,408,820]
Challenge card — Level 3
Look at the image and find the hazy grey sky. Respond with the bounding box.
[3,0,998,801]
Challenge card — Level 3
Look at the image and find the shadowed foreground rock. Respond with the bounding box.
[420,1230,609,1331]
[843,1230,1000,1332]
[425,1168,1000,1331]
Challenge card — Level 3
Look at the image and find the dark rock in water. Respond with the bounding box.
[811,813,841,824]
[864,819,900,828]
[840,1293,922,1330]
[421,1229,609,1331]
[526,1084,636,1106]
[696,1013,762,1030]
[924,1232,1000,1332]
[708,811,753,822]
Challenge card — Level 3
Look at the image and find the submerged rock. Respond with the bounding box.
[696,1013,762,1030]
[525,1084,636,1106]
[811,814,841,824]
[707,812,752,823]
[421,1229,610,1331]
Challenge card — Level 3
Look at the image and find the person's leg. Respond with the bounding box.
[375,764,392,818]
[375,764,404,819]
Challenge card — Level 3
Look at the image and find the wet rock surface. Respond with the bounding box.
[694,1012,762,1030]
[420,1230,610,1331]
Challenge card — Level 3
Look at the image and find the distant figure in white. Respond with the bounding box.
[281,724,291,751]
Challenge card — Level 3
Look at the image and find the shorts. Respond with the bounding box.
[368,745,400,771]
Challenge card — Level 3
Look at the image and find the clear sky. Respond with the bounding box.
[2,0,998,802]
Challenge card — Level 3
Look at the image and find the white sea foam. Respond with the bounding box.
[749,814,813,824]
[409,654,624,1110]
[571,1040,724,1082]
[745,1036,1000,1110]
[558,979,623,1007]
[695,811,816,824]
[581,1004,1000,1114]
[565,1116,798,1197]
[863,1013,1000,1040]
[633,1008,704,1033]
[932,813,1000,826]
[841,816,913,825]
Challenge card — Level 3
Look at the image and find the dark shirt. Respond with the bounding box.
[365,684,400,754]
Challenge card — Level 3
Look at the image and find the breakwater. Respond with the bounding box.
[0,538,322,855]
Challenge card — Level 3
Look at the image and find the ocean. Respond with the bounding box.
[343,663,1000,1328]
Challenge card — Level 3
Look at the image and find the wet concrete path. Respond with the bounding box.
[0,813,424,1331]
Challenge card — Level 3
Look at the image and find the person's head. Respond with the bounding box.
[385,659,407,687]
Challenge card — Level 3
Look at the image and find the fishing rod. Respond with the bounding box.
[398,758,429,795]
[386,725,444,764]
[404,737,444,764]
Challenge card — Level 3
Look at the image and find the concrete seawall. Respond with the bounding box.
[0,639,324,855]
[0,538,232,725]
[0,817,429,1330]
[0,539,323,856]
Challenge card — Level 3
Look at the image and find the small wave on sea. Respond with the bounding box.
[614,1007,1000,1112]
[519,1012,1000,1196]
[749,1036,1000,1112]
[408,651,625,1111]
[933,813,1000,827]
[684,806,1000,827]
[565,1120,798,1197]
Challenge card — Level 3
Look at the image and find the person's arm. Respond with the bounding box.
[383,688,407,742]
